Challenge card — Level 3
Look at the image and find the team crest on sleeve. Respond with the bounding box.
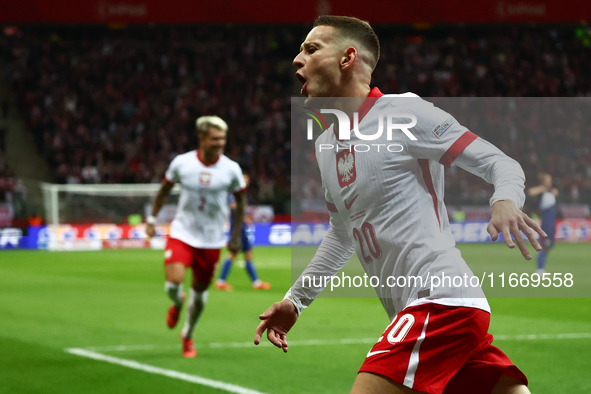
[336,149,356,188]
[199,172,212,185]
[432,117,456,138]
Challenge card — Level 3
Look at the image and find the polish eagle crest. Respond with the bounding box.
[338,152,354,183]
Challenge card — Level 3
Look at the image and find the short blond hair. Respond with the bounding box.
[196,116,228,136]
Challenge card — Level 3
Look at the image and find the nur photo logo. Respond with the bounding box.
[304,108,418,141]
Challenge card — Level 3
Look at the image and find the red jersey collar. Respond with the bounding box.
[334,87,385,141]
[358,87,384,121]
[196,150,220,166]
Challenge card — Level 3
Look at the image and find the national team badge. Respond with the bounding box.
[199,172,211,185]
[336,149,356,188]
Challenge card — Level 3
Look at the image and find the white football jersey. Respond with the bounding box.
[287,88,526,320]
[165,151,246,249]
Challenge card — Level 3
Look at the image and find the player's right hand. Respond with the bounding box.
[254,300,298,353]
[146,223,156,239]
[227,236,242,254]
[488,200,546,260]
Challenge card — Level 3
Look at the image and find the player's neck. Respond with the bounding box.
[348,84,371,98]
[198,149,220,165]
[333,82,371,99]
[329,84,372,120]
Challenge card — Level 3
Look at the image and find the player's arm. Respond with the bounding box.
[527,185,547,197]
[228,191,245,253]
[452,138,546,259]
[254,192,355,352]
[146,179,174,238]
[551,187,559,197]
[400,98,545,259]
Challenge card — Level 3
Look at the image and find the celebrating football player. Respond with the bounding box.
[255,16,544,394]
[147,115,246,358]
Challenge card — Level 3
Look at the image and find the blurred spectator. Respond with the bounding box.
[0,147,27,221]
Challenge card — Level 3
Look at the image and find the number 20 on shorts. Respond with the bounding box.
[378,313,416,345]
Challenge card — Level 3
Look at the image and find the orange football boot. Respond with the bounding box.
[252,281,271,290]
[166,293,185,329]
[180,333,197,358]
[215,280,233,291]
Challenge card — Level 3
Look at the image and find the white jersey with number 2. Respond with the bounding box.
[165,151,246,249]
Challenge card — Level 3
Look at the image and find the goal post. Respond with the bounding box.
[40,183,182,225]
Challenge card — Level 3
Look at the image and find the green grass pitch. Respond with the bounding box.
[0,243,589,393]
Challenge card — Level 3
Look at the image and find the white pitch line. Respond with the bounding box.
[78,333,591,353]
[83,338,377,352]
[65,348,268,394]
[83,344,178,352]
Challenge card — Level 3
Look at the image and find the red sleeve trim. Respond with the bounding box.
[439,131,478,168]
[233,186,248,195]
[164,176,174,185]
[418,159,440,227]
[326,201,338,213]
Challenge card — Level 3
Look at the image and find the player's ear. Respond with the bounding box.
[340,47,357,70]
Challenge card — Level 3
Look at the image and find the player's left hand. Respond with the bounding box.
[488,200,547,260]
[228,236,242,254]
[254,300,298,353]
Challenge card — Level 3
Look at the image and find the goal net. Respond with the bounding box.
[40,183,181,225]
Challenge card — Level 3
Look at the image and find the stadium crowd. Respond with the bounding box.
[0,140,26,222]
[2,25,591,213]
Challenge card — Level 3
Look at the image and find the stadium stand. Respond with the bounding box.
[2,25,591,215]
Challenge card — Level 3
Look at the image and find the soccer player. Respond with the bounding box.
[215,176,271,291]
[527,172,558,274]
[147,115,246,358]
[254,16,546,394]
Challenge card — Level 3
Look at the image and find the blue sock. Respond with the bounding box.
[219,259,232,281]
[537,251,548,270]
[245,260,259,283]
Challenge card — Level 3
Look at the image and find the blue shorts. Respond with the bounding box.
[231,223,253,252]
[541,223,555,250]
[241,223,253,252]
[542,236,555,250]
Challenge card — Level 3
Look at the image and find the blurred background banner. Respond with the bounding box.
[10,219,589,251]
[2,0,591,24]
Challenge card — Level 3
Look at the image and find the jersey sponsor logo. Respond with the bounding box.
[336,149,356,187]
[432,117,455,138]
[344,194,359,210]
[366,349,390,358]
[199,171,212,185]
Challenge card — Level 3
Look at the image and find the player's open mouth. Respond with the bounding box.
[296,72,307,96]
